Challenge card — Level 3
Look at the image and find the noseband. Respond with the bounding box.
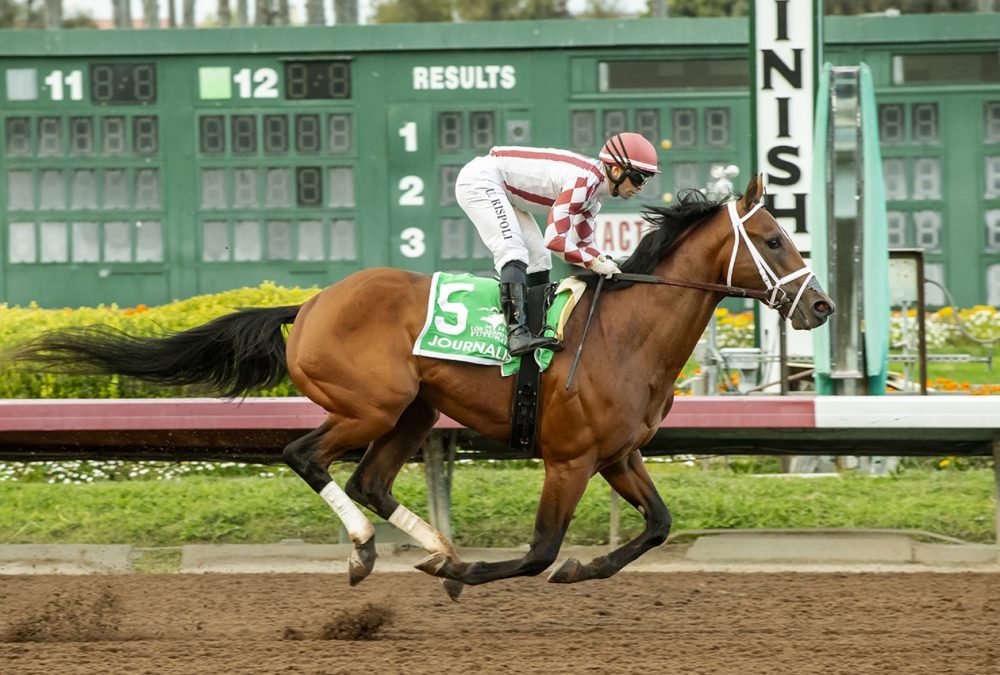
[724,201,814,317]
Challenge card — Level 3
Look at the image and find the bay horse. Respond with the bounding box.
[8,175,833,598]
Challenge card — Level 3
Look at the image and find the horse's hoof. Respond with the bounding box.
[547,557,584,583]
[348,536,377,586]
[441,578,464,602]
[414,551,450,576]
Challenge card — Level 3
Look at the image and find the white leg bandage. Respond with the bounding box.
[319,482,374,545]
[388,505,449,554]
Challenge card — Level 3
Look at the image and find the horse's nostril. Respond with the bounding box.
[814,301,832,316]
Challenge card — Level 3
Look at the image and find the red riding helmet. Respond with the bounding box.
[599,132,660,175]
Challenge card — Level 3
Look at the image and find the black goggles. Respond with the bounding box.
[625,169,653,187]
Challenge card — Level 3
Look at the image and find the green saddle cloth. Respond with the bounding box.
[412,272,573,376]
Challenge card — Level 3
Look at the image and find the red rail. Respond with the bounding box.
[0,396,816,432]
[1,396,994,459]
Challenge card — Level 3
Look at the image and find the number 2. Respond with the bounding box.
[398,176,425,206]
[253,68,279,98]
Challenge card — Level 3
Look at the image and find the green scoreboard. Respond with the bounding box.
[3,60,170,304]
[0,20,759,307]
[1,15,999,308]
[2,49,368,305]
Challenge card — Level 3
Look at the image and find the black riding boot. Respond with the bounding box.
[500,262,562,357]
[526,269,550,287]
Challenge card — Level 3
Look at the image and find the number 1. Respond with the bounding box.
[399,122,417,152]
[234,68,253,98]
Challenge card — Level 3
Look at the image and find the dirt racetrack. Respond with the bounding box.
[1,571,998,674]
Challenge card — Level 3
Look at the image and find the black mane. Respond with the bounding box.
[579,189,729,289]
[622,189,728,275]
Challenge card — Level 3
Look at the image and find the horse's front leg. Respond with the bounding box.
[345,397,465,600]
[549,449,672,583]
[417,456,593,586]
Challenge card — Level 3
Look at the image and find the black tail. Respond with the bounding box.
[8,305,301,399]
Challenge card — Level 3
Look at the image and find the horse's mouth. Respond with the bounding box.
[813,299,834,318]
[788,295,835,329]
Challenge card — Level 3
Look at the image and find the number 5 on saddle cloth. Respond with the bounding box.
[413,272,586,453]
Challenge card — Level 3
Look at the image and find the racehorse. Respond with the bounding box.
[8,175,833,599]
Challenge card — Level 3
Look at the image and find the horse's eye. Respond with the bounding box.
[766,237,782,250]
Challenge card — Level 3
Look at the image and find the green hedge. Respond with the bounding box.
[0,282,319,399]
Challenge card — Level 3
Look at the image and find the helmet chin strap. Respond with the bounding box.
[605,165,628,197]
[604,134,634,197]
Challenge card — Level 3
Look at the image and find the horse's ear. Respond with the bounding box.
[740,173,765,211]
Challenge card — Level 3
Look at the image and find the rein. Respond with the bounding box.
[612,272,774,303]
[611,199,815,315]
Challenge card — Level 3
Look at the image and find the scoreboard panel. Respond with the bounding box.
[188,56,361,295]
[383,52,540,275]
[3,59,169,307]
[2,15,1000,308]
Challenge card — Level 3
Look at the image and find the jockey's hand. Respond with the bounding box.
[589,255,621,279]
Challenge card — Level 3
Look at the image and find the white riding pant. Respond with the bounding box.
[455,156,552,275]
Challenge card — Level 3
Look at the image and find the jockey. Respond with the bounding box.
[455,132,659,356]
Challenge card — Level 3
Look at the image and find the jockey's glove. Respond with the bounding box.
[589,255,621,279]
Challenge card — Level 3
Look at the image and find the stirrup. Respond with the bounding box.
[540,324,564,353]
[508,327,562,357]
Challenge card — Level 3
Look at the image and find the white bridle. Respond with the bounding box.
[725,200,815,317]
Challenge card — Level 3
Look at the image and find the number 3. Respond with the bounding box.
[400,226,425,258]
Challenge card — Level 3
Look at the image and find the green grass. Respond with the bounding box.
[887,342,997,386]
[1,462,995,546]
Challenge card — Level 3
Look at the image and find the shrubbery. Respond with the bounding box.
[891,305,1000,349]
[0,282,318,398]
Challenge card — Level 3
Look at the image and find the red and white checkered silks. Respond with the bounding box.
[454,146,610,273]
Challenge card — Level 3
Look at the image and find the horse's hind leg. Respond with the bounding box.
[345,398,465,599]
[417,456,593,586]
[281,420,377,585]
[548,449,672,583]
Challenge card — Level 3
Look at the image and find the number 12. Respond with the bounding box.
[233,68,279,99]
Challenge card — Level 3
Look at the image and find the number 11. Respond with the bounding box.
[43,70,83,101]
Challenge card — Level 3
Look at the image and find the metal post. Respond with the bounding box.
[916,257,928,395]
[827,66,866,396]
[994,437,1000,547]
[608,491,620,550]
[422,433,453,540]
[779,317,789,395]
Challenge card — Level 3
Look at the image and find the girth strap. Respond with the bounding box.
[509,283,548,455]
